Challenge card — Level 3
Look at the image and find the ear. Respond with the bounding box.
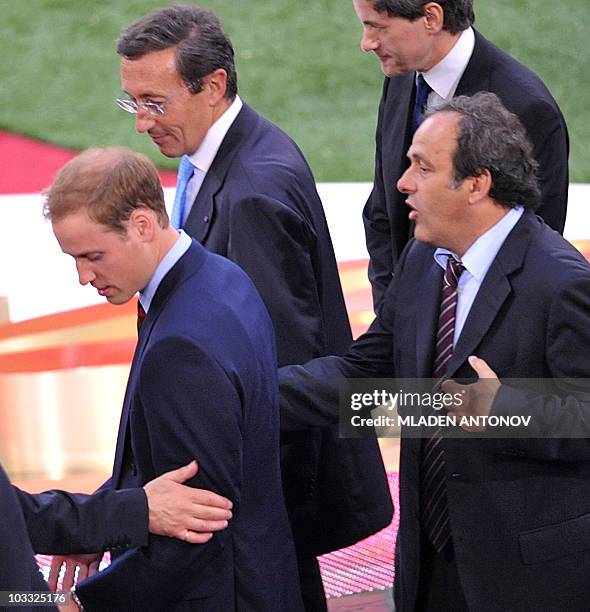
[423,2,445,34]
[204,68,228,106]
[467,169,493,205]
[129,206,157,243]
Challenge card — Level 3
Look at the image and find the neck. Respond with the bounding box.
[211,96,233,124]
[422,31,462,72]
[454,204,511,257]
[154,226,181,267]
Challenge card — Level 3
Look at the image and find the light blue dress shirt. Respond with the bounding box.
[434,207,524,345]
[139,230,192,313]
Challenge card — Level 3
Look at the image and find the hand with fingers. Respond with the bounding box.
[48,552,102,592]
[443,356,501,432]
[144,460,233,544]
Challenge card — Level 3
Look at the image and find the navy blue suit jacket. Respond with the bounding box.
[16,485,148,555]
[280,213,590,610]
[1,467,148,610]
[76,241,302,611]
[365,30,569,308]
[0,465,54,610]
[183,102,392,555]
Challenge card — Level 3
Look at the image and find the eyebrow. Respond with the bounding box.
[70,250,103,259]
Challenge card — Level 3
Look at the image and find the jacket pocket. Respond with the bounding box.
[519,511,590,564]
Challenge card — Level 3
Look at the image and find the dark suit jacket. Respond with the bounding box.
[365,30,569,308]
[16,485,148,555]
[0,465,55,611]
[2,470,147,610]
[183,102,393,555]
[280,213,590,611]
[76,241,303,611]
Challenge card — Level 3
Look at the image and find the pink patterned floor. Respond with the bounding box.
[37,473,399,598]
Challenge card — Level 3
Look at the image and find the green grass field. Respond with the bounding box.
[1,0,587,182]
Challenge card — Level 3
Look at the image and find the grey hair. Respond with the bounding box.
[430,92,541,210]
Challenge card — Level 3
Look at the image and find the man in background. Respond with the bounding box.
[45,146,302,610]
[279,93,590,610]
[115,5,392,608]
[353,0,569,308]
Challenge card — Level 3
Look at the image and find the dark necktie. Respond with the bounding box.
[137,300,146,334]
[413,74,432,132]
[421,255,464,552]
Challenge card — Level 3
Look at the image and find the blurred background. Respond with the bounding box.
[1,0,588,182]
[0,1,588,607]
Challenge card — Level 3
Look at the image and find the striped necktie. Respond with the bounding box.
[421,255,464,551]
[171,155,195,229]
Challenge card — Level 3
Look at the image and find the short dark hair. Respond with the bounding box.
[44,147,168,232]
[372,0,474,34]
[431,92,541,210]
[117,4,237,99]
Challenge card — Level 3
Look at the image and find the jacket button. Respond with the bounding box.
[203,215,209,223]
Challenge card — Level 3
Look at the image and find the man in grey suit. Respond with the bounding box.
[353,0,569,308]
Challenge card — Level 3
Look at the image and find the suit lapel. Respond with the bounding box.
[184,170,222,243]
[446,214,533,378]
[456,30,493,95]
[184,104,258,242]
[111,242,208,485]
[415,259,444,377]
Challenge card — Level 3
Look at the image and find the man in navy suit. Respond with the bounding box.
[44,147,302,611]
[115,5,392,608]
[279,93,590,610]
[353,0,569,309]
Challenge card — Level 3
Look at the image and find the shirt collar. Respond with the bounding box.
[420,27,475,100]
[139,230,192,312]
[434,207,524,281]
[187,95,243,173]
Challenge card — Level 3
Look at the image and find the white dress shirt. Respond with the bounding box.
[182,96,244,224]
[418,27,476,110]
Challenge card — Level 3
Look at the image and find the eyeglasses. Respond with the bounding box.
[115,78,206,117]
[115,86,191,117]
[116,97,168,116]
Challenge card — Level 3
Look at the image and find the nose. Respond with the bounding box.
[360,28,378,53]
[135,109,156,134]
[76,260,96,286]
[397,166,415,194]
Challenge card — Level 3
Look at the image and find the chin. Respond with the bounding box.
[413,228,431,245]
[107,295,130,306]
[155,145,177,159]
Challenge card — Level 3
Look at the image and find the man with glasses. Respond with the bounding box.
[113,4,392,610]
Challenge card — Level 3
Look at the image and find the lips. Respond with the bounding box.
[406,200,418,220]
[95,286,111,297]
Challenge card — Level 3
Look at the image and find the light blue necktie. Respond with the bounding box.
[171,155,195,229]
